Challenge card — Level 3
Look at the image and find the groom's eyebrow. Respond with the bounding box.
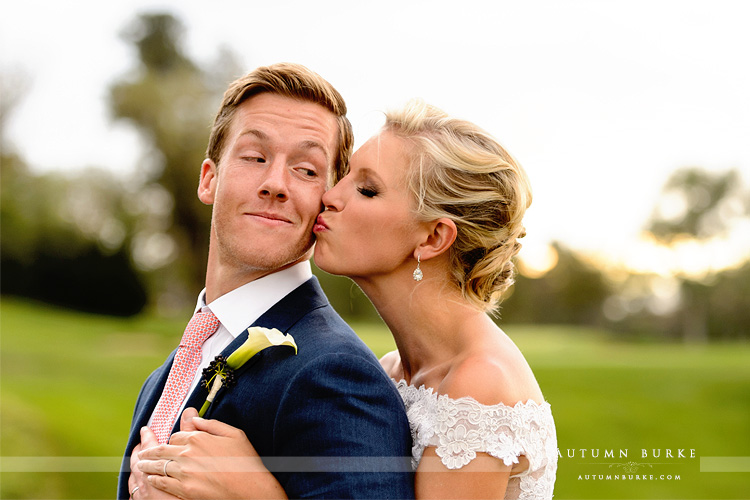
[238,129,328,161]
[239,129,268,141]
[297,140,329,162]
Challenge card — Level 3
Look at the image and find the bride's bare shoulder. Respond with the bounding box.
[439,340,544,407]
[379,350,403,380]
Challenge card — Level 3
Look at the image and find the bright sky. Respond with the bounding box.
[2,0,749,273]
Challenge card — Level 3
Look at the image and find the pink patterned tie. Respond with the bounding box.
[151,310,220,444]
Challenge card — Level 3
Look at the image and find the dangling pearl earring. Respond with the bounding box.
[413,254,423,281]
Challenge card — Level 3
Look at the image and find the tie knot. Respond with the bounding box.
[181,310,220,347]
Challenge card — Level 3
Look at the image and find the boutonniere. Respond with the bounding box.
[198,326,297,416]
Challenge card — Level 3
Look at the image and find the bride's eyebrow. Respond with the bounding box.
[357,167,383,182]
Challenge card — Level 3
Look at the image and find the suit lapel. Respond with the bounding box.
[137,353,175,424]
[123,350,175,465]
[178,276,328,425]
[249,275,328,332]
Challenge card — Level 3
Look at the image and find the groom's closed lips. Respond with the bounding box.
[245,211,293,226]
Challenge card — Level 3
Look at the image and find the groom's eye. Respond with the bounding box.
[241,156,266,163]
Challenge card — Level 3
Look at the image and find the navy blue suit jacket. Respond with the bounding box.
[118,276,414,499]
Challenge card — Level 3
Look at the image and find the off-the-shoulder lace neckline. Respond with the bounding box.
[392,378,551,411]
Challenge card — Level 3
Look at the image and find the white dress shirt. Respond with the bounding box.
[148,261,313,428]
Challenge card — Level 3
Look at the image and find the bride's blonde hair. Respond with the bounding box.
[384,100,532,312]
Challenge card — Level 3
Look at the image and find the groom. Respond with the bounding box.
[118,63,414,499]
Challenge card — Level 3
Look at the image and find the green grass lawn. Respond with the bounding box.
[1,297,748,499]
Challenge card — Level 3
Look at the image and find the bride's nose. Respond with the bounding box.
[321,181,344,212]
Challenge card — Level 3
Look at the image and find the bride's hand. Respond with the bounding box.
[136,408,287,500]
[128,433,180,499]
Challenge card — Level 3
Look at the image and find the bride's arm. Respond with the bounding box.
[413,352,541,499]
[136,408,287,500]
[416,448,511,499]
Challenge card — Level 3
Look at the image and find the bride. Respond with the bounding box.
[135,99,557,499]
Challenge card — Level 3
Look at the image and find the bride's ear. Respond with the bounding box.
[416,218,457,261]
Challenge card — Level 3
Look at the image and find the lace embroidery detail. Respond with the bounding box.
[394,379,558,500]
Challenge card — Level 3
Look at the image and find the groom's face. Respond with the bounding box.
[198,93,338,275]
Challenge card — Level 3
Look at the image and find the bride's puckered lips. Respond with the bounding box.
[313,214,329,233]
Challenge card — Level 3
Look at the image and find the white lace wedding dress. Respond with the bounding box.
[394,380,557,500]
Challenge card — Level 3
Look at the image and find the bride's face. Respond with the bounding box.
[313,131,424,280]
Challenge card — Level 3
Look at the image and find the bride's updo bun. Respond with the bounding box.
[384,100,532,312]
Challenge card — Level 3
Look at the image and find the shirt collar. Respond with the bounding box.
[195,260,313,338]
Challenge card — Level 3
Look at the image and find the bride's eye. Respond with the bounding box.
[357,185,379,198]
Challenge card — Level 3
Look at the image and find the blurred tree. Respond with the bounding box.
[499,242,612,326]
[0,69,30,144]
[649,168,745,241]
[646,167,749,342]
[1,73,147,315]
[706,261,750,339]
[109,13,241,307]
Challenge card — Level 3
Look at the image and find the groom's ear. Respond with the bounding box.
[198,159,218,205]
[417,217,457,261]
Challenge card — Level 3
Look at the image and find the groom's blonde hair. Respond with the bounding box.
[206,62,353,185]
[384,99,532,312]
